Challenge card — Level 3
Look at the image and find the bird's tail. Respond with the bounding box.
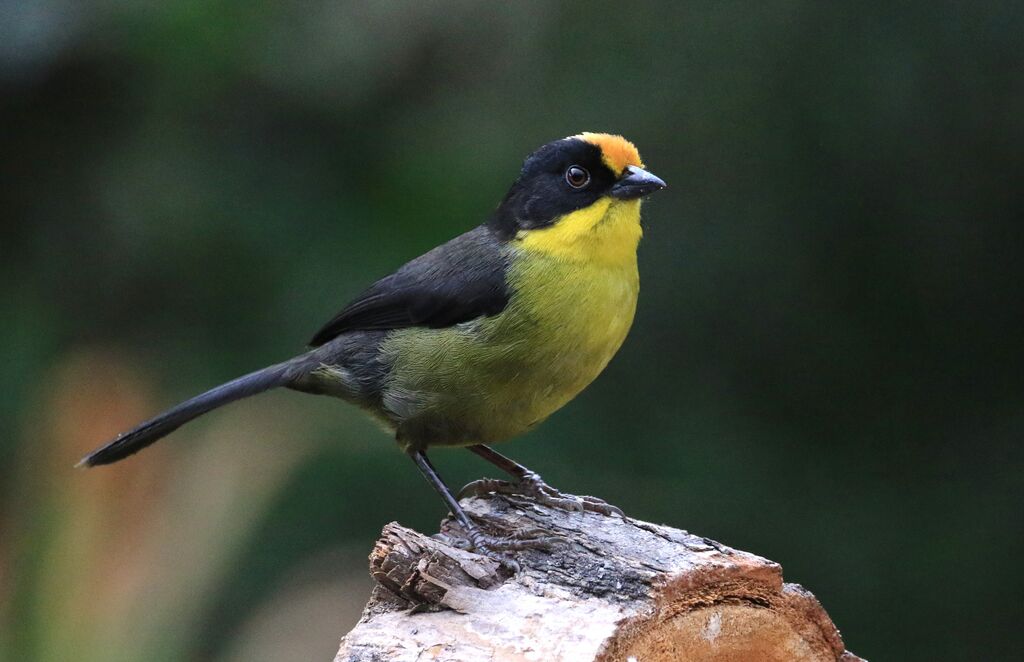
[76,360,298,468]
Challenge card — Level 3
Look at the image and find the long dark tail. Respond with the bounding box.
[77,360,298,468]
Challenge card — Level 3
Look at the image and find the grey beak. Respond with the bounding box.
[610,165,667,200]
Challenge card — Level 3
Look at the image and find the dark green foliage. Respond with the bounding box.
[2,2,1022,660]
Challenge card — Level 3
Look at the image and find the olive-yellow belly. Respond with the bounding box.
[379,247,639,450]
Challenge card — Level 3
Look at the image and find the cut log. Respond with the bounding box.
[335,493,863,661]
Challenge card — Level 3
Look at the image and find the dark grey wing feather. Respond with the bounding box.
[309,225,510,346]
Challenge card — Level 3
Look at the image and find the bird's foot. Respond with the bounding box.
[458,471,624,517]
[439,519,562,572]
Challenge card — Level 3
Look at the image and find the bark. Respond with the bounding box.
[335,493,863,661]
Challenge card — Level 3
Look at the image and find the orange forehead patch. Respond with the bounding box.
[577,132,643,174]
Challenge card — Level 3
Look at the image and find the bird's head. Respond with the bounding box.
[491,133,666,263]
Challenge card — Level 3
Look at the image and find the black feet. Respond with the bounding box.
[458,470,624,517]
[409,448,563,572]
[463,444,624,517]
[408,445,622,573]
[439,518,564,572]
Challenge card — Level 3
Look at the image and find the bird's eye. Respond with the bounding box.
[565,165,590,189]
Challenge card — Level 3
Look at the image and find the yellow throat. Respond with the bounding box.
[517,198,643,266]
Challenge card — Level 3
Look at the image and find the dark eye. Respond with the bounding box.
[565,165,590,189]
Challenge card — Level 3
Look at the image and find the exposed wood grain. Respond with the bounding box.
[335,493,863,661]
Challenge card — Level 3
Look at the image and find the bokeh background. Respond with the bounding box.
[2,2,1022,660]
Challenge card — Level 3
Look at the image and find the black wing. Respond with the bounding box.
[309,225,510,346]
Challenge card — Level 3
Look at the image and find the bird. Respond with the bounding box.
[78,132,666,558]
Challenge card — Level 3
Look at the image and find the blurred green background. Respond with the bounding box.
[2,2,1022,660]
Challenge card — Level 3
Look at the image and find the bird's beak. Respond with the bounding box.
[610,165,667,200]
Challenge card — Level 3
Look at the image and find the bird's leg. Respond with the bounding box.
[459,444,624,517]
[407,449,557,567]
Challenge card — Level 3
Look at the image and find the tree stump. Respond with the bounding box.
[335,493,863,661]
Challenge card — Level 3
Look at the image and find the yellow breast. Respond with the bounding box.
[381,198,643,448]
[496,198,641,421]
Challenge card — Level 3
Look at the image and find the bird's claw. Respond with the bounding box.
[459,471,624,517]
[440,523,563,573]
[458,477,512,500]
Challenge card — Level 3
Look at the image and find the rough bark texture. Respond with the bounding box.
[335,493,863,661]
